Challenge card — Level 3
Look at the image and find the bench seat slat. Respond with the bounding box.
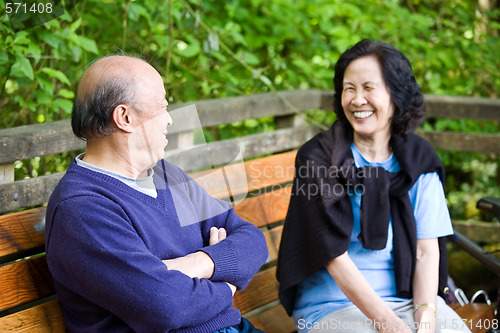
[0,298,65,333]
[0,255,54,312]
[0,207,46,261]
[233,267,279,315]
[263,230,278,263]
[247,304,296,333]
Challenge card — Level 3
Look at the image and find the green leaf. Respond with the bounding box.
[238,51,260,65]
[74,35,98,54]
[175,36,201,58]
[244,119,259,128]
[35,73,55,93]
[13,31,31,45]
[52,99,74,115]
[69,17,82,32]
[34,89,52,105]
[11,54,34,80]
[58,89,75,99]
[41,67,71,86]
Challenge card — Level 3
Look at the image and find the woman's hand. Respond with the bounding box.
[414,306,436,333]
[412,238,439,333]
[326,252,411,333]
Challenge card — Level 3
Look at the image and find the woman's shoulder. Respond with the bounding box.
[296,127,336,160]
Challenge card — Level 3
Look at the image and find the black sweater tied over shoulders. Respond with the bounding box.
[276,121,449,316]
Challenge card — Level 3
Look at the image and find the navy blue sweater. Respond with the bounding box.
[45,159,268,333]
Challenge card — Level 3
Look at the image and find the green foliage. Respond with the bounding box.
[2,0,499,126]
[0,0,499,218]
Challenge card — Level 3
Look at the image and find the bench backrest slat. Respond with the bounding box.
[234,187,292,228]
[0,256,53,313]
[191,150,296,200]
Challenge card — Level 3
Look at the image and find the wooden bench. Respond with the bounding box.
[0,149,298,332]
[1,90,499,332]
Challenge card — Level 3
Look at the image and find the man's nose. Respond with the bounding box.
[166,111,173,126]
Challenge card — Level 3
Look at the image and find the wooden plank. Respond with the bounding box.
[1,92,499,165]
[0,173,63,215]
[243,151,296,194]
[246,304,296,333]
[264,230,279,263]
[451,303,495,333]
[416,130,500,154]
[425,95,500,121]
[260,187,292,225]
[0,90,322,164]
[0,255,54,312]
[319,90,334,112]
[275,114,306,129]
[234,187,292,228]
[169,89,324,130]
[1,163,14,184]
[165,126,318,172]
[233,266,279,315]
[452,220,500,243]
[270,225,284,252]
[234,195,267,228]
[0,120,85,164]
[0,298,65,333]
[0,207,46,260]
[191,150,297,200]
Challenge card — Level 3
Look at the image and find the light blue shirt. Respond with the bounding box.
[293,144,453,332]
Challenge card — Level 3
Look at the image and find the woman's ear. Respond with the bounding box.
[112,104,134,133]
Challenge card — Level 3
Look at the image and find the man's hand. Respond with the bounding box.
[209,226,226,245]
[208,227,236,295]
[162,227,228,280]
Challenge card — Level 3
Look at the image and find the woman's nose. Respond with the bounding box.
[352,91,367,106]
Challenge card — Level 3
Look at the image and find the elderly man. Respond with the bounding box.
[45,55,268,333]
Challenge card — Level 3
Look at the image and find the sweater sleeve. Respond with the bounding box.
[45,196,234,332]
[201,208,269,290]
[166,163,268,290]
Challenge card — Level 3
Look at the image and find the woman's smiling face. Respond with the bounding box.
[341,55,395,141]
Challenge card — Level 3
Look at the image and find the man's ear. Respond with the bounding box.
[112,104,134,133]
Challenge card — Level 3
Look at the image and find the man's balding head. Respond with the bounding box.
[71,55,153,140]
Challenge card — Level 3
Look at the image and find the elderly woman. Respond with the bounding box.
[277,40,470,333]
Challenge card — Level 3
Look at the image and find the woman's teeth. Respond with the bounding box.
[353,111,374,119]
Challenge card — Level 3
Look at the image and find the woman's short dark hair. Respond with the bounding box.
[333,39,425,136]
